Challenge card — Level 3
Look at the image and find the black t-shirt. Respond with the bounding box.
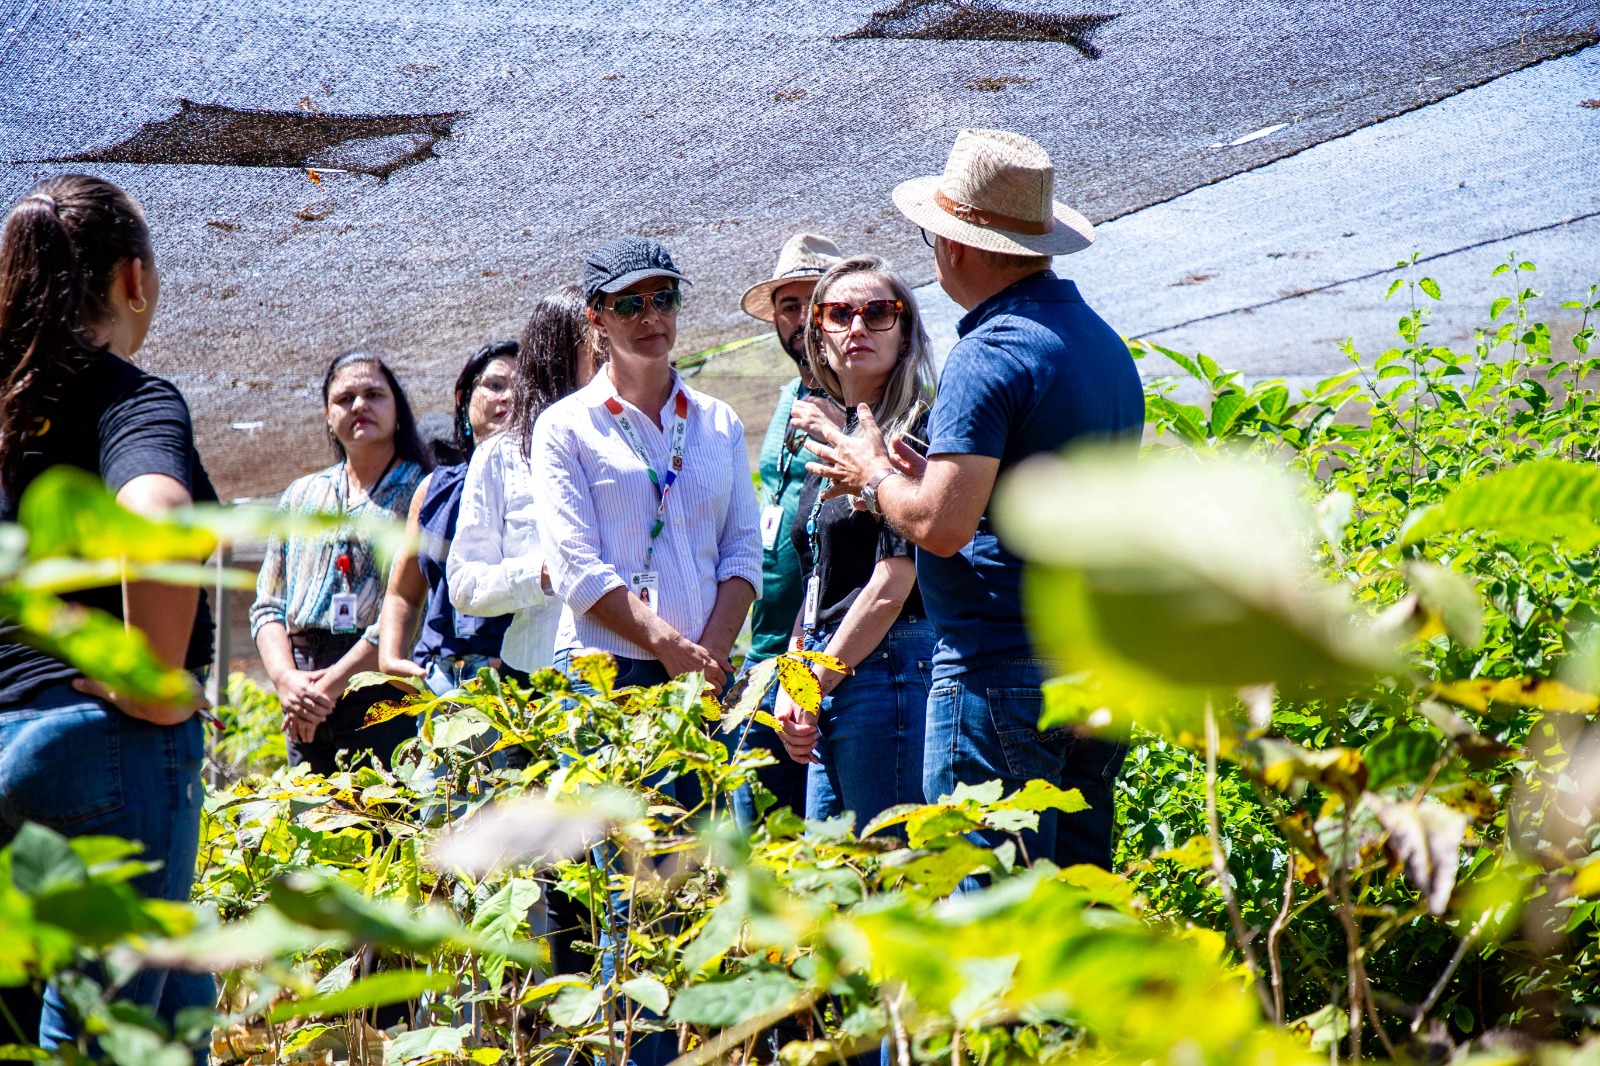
[790,413,926,631]
[0,348,218,708]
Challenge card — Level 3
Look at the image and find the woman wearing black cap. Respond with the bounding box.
[532,237,763,694]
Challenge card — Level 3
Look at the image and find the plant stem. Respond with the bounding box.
[1204,702,1272,1018]
[1411,916,1485,1034]
[1335,803,1362,1062]
[1267,865,1295,1025]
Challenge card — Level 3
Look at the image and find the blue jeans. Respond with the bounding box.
[0,683,212,1061]
[924,659,1125,870]
[805,618,935,833]
[553,648,681,1066]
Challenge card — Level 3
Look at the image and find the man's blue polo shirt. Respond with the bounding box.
[918,270,1144,680]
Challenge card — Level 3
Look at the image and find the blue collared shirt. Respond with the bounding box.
[918,270,1143,678]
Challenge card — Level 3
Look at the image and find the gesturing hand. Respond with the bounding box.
[805,404,894,500]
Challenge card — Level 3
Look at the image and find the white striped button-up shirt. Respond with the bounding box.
[532,368,763,661]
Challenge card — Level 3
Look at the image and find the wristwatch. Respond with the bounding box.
[859,467,899,517]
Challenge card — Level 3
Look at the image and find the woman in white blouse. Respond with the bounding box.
[532,237,763,694]
[446,287,596,671]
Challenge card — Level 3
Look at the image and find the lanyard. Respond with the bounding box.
[604,389,690,571]
[801,476,829,637]
[333,454,396,592]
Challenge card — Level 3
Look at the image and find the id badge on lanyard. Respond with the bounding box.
[629,570,661,615]
[760,504,786,550]
[331,549,359,633]
[606,390,689,620]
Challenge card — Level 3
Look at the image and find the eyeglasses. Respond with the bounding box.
[815,299,904,333]
[606,288,682,320]
[920,228,936,249]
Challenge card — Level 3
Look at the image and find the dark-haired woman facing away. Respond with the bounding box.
[447,286,597,673]
[377,341,518,694]
[0,176,216,1057]
[250,350,430,775]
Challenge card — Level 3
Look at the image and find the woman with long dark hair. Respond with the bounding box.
[250,349,430,774]
[447,286,597,673]
[378,341,518,693]
[0,175,216,1058]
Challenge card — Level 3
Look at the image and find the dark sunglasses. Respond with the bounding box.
[606,288,682,320]
[815,298,904,333]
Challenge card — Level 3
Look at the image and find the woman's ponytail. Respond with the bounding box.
[0,176,151,497]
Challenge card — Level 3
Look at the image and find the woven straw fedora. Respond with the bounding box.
[739,233,844,321]
[892,129,1093,257]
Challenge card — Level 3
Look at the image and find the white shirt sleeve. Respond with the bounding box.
[534,411,628,614]
[447,436,548,618]
[715,414,764,594]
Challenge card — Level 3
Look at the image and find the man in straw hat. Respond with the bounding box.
[730,233,846,827]
[802,129,1143,871]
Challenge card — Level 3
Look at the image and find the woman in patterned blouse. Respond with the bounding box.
[250,350,430,774]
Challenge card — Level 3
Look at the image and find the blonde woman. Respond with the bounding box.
[776,256,936,830]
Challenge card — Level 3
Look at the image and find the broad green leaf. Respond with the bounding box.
[667,970,805,1027]
[1208,389,1249,438]
[1400,459,1600,547]
[278,1023,334,1055]
[8,823,86,897]
[682,898,745,974]
[98,1020,191,1066]
[0,585,194,703]
[472,877,541,939]
[268,968,449,1022]
[998,451,1397,736]
[17,467,216,563]
[1419,276,1441,299]
[619,975,671,1015]
[1362,729,1446,791]
[990,780,1089,815]
[387,1025,467,1066]
[1404,560,1484,648]
[546,983,603,1028]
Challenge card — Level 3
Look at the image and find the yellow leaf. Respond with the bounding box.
[1572,855,1600,897]
[1157,835,1213,870]
[363,699,416,728]
[1431,677,1599,714]
[774,656,822,715]
[570,651,617,694]
[787,649,852,676]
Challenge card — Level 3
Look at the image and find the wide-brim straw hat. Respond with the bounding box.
[892,128,1094,257]
[739,233,844,321]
